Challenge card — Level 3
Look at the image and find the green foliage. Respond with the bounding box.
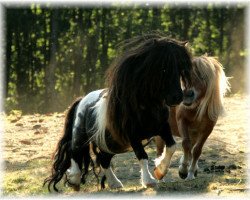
[5,5,246,113]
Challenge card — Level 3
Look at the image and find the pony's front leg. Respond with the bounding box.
[154,123,176,180]
[184,140,202,180]
[130,140,157,188]
[186,127,213,180]
[98,151,123,189]
[178,139,192,179]
[177,119,192,179]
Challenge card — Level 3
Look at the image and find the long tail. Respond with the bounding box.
[43,97,82,192]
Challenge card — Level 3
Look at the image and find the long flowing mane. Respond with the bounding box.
[105,33,193,145]
[193,55,231,121]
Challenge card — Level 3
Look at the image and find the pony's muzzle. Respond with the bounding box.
[183,89,195,106]
[166,92,183,106]
[185,90,194,98]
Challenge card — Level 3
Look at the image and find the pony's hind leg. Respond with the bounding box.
[154,123,176,180]
[81,145,91,184]
[65,145,86,191]
[65,128,90,191]
[97,151,123,189]
[65,158,82,191]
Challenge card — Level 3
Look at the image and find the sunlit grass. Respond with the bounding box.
[3,160,49,196]
[3,156,247,197]
[3,95,248,197]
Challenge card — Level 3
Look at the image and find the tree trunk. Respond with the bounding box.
[219,9,224,56]
[205,8,212,53]
[100,8,108,76]
[182,9,190,40]
[44,9,58,112]
[6,16,12,98]
[72,9,84,98]
[152,8,161,30]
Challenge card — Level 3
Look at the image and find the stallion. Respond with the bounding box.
[44,34,193,192]
[155,55,230,181]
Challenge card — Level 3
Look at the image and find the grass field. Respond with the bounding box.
[2,94,249,198]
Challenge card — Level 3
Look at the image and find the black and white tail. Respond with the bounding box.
[43,98,83,192]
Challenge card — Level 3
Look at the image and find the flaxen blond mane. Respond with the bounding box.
[193,55,230,121]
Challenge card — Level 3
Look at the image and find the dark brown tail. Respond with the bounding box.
[43,97,82,192]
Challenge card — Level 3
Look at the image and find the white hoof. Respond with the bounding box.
[141,173,157,188]
[185,172,196,181]
[108,179,124,189]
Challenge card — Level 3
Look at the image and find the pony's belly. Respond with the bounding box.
[105,138,152,154]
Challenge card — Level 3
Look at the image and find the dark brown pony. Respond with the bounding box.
[44,33,193,192]
[155,55,230,180]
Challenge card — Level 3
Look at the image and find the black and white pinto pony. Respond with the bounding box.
[44,34,193,192]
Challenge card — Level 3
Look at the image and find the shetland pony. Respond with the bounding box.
[44,34,193,192]
[155,55,230,180]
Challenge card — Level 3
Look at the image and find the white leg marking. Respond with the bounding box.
[155,145,176,176]
[139,159,156,188]
[103,167,123,189]
[66,159,81,185]
[186,159,199,180]
[179,155,189,177]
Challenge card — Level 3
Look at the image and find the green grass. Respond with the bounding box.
[3,159,50,196]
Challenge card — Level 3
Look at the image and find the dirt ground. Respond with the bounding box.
[2,94,249,198]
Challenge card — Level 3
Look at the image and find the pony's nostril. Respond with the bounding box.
[186,90,194,97]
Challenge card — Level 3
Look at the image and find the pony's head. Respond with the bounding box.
[106,34,193,106]
[183,55,231,121]
[105,33,193,144]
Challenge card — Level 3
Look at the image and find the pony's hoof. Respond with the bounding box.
[146,182,157,188]
[72,184,80,191]
[81,176,86,184]
[185,171,196,180]
[142,177,157,188]
[194,170,198,177]
[185,175,195,181]
[66,181,81,191]
[178,171,188,179]
[109,182,123,189]
[108,179,124,189]
[154,167,164,180]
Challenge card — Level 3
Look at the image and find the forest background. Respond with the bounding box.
[4,3,246,113]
